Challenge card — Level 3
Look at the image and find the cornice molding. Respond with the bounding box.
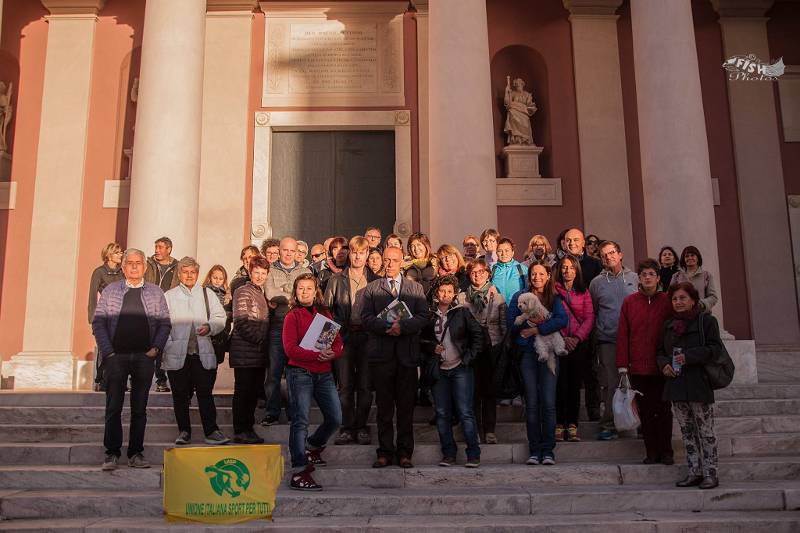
[562,0,622,16]
[207,0,259,12]
[710,0,775,17]
[40,0,105,16]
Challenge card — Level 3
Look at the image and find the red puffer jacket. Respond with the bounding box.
[282,306,343,373]
[616,291,672,375]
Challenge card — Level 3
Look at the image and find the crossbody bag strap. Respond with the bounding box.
[202,287,210,321]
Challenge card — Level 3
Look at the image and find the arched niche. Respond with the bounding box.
[0,51,20,156]
[490,45,550,178]
[115,46,141,180]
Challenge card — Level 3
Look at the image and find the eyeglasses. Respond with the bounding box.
[470,269,488,276]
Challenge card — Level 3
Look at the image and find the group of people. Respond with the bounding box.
[89,225,725,491]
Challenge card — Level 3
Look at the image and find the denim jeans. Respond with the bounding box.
[520,348,558,459]
[432,364,481,460]
[103,352,155,458]
[286,366,342,469]
[264,326,288,419]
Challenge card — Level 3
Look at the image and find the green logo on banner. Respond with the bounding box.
[204,458,251,498]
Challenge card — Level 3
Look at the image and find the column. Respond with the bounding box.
[197,0,257,277]
[127,0,206,258]
[629,0,726,327]
[564,0,634,257]
[428,0,497,246]
[712,0,800,344]
[11,0,104,389]
[414,0,431,234]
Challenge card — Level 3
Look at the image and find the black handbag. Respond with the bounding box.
[203,288,230,365]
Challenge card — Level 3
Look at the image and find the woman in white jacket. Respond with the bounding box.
[163,257,230,445]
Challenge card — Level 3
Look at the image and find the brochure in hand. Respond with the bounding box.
[299,313,342,352]
[377,299,414,323]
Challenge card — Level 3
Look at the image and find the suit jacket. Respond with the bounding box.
[360,276,431,367]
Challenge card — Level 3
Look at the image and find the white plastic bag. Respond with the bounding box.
[612,373,642,432]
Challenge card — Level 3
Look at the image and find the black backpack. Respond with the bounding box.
[698,313,735,390]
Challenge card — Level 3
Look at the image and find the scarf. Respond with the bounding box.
[466,283,492,314]
[671,306,700,337]
[326,258,343,274]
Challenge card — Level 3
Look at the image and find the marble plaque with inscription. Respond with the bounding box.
[262,3,405,107]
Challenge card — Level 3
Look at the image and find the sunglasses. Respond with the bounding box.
[311,253,324,259]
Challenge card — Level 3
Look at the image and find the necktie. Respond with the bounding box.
[390,279,398,298]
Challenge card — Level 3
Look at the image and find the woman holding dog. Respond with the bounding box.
[507,262,568,465]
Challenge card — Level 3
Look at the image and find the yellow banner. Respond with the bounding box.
[163,444,284,524]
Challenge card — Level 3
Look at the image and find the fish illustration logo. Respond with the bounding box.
[723,54,784,81]
[204,458,251,498]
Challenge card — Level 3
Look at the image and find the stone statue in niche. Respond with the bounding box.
[503,76,537,146]
[0,81,14,152]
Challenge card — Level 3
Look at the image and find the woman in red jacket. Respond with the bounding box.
[283,273,343,491]
[553,255,595,442]
[616,258,674,464]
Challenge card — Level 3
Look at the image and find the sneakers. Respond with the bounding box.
[155,383,170,393]
[290,465,323,491]
[567,424,580,442]
[526,456,540,465]
[260,415,279,426]
[555,424,565,442]
[174,431,191,445]
[127,453,150,468]
[356,429,372,446]
[597,430,618,441]
[334,431,354,445]
[233,431,264,444]
[541,456,556,466]
[101,454,119,471]
[204,430,231,445]
[465,457,480,468]
[485,433,498,445]
[305,447,327,466]
[438,456,456,467]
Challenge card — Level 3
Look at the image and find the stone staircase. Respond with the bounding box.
[0,353,799,531]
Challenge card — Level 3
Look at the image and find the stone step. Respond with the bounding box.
[2,382,798,407]
[2,414,798,444]
[756,346,800,383]
[2,431,797,468]
[1,482,797,520]
[0,439,682,467]
[0,397,794,425]
[1,457,797,491]
[2,511,800,533]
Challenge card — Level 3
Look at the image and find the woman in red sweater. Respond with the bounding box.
[616,258,674,464]
[283,273,343,491]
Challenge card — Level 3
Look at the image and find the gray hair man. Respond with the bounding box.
[92,248,171,471]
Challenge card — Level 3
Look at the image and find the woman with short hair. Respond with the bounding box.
[523,234,557,269]
[657,281,723,489]
[88,242,125,391]
[478,229,500,268]
[367,247,385,276]
[436,244,470,292]
[284,273,343,491]
[670,246,718,312]
[230,256,271,444]
[456,258,506,444]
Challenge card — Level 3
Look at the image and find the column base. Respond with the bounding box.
[723,339,758,385]
[2,352,92,390]
[501,144,544,178]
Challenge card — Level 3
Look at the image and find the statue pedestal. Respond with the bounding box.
[502,144,543,178]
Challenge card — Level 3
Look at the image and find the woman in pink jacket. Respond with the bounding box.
[553,255,595,442]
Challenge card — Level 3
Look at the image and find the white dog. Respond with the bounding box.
[514,292,568,374]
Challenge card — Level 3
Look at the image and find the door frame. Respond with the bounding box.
[251,110,412,245]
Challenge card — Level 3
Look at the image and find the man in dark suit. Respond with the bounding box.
[361,246,430,468]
